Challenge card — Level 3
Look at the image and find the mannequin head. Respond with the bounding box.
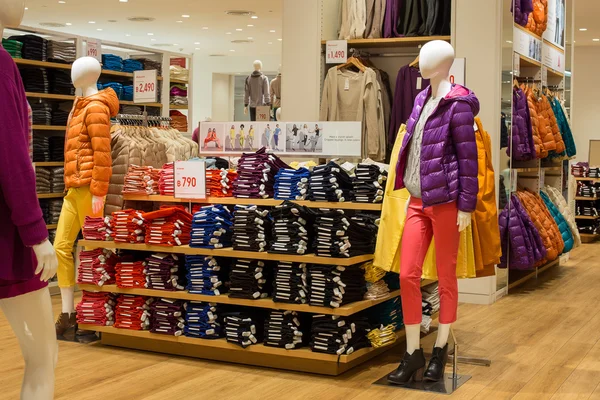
[72,57,101,90]
[253,60,263,72]
[0,0,25,34]
[278,64,282,75]
[419,40,454,81]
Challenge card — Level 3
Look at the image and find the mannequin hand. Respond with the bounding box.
[457,211,472,232]
[405,196,411,217]
[244,107,248,115]
[33,240,58,282]
[92,195,105,215]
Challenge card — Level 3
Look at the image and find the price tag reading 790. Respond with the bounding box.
[174,161,206,199]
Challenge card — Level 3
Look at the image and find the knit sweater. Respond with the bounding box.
[339,0,367,39]
[244,71,270,108]
[0,46,49,281]
[270,74,281,108]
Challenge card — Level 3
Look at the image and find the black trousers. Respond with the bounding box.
[250,107,257,121]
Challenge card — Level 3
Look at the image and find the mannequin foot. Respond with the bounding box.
[55,312,76,338]
[387,349,426,385]
[424,344,449,382]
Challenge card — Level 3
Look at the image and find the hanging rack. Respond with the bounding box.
[347,47,420,58]
[115,114,172,128]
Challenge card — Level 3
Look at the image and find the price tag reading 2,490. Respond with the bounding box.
[133,69,158,104]
[174,161,206,199]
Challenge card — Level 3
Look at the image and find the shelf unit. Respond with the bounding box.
[580,233,600,243]
[32,125,66,131]
[320,36,451,48]
[575,216,599,220]
[573,176,600,243]
[37,193,65,199]
[575,197,598,201]
[169,104,188,110]
[46,224,58,230]
[34,162,63,167]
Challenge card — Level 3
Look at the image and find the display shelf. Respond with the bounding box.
[78,240,373,266]
[320,36,451,49]
[169,104,188,110]
[122,194,383,211]
[514,23,543,41]
[574,177,600,182]
[508,258,560,290]
[78,284,400,317]
[546,66,564,79]
[32,125,67,131]
[580,233,599,243]
[37,193,65,199]
[119,100,163,108]
[34,162,63,167]
[46,224,58,230]
[514,167,540,173]
[575,216,599,220]
[26,92,75,101]
[170,78,188,85]
[542,166,562,171]
[575,197,598,201]
[518,54,542,69]
[13,58,72,70]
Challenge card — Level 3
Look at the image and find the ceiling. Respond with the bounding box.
[20,0,283,56]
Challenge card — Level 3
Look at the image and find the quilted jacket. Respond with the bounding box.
[394,84,480,213]
[523,85,548,158]
[513,0,534,27]
[64,88,119,197]
[526,0,548,36]
[544,185,581,247]
[539,93,566,155]
[540,191,574,253]
[509,86,535,161]
[550,96,576,158]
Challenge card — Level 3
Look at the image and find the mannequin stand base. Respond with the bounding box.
[373,373,471,395]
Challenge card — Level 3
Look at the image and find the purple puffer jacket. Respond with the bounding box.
[509,87,535,161]
[394,84,479,212]
[512,0,534,27]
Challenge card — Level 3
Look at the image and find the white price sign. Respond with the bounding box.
[256,106,270,122]
[87,39,101,62]
[133,69,158,104]
[326,40,348,64]
[174,161,206,199]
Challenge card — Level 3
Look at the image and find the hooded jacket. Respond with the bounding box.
[526,0,548,36]
[550,96,576,158]
[394,84,480,213]
[540,191,574,253]
[522,85,548,158]
[509,86,535,161]
[539,94,565,155]
[513,0,534,27]
[64,88,119,197]
[244,71,270,108]
[544,185,581,247]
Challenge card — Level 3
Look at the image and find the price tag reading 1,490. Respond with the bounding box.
[326,40,348,64]
[174,161,206,199]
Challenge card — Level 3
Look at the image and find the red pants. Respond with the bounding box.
[400,198,460,325]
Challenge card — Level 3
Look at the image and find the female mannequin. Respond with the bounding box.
[387,40,479,385]
[54,56,119,337]
[0,1,58,398]
[244,60,270,121]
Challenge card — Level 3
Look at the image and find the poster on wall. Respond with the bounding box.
[513,26,542,62]
[543,0,566,49]
[542,43,565,73]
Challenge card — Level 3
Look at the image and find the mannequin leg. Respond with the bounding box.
[435,323,452,348]
[405,324,421,354]
[250,107,257,121]
[0,287,58,400]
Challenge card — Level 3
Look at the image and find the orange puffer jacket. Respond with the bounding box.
[64,88,119,197]
[516,189,564,265]
[526,0,548,36]
[538,94,566,154]
[522,85,548,158]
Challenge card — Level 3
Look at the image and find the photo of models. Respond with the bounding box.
[285,123,323,153]
[225,123,259,152]
[199,123,224,151]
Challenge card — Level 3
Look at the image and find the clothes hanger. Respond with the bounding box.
[409,55,419,68]
[337,56,366,72]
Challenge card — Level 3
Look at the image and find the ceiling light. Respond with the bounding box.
[593,38,600,42]
[177,20,183,23]
[579,28,588,31]
[247,37,253,39]
[125,34,131,37]
[182,14,190,18]
[58,1,66,3]
[230,49,235,52]
[506,40,512,43]
[24,7,28,10]
[247,24,254,27]
[151,38,156,41]
[195,48,200,50]
[226,32,232,35]
[194,42,200,45]
[278,38,283,41]
[120,0,128,2]
[66,22,72,26]
[97,28,103,31]
[270,30,276,33]
[89,21,96,24]
[251,15,258,19]
[147,33,154,35]
[236,28,243,31]
[268,42,273,45]
[202,27,208,30]
[173,43,179,46]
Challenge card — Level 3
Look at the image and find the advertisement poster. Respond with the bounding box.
[514,26,542,62]
[543,0,566,49]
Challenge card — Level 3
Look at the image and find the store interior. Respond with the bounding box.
[2,0,600,399]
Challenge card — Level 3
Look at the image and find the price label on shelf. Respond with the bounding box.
[256,106,270,121]
[87,39,101,62]
[174,161,206,199]
[133,69,158,104]
[326,40,348,64]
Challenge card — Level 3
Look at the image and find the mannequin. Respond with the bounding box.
[387,40,479,385]
[270,65,282,121]
[54,56,119,337]
[244,60,270,121]
[0,1,58,398]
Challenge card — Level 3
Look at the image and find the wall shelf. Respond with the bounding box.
[320,36,451,49]
[575,197,598,201]
[169,104,188,110]
[14,58,71,70]
[119,100,163,108]
[170,78,188,85]
[34,162,63,167]
[575,216,599,220]
[574,177,600,182]
[46,224,58,230]
[26,92,75,101]
[32,125,67,131]
[37,193,65,199]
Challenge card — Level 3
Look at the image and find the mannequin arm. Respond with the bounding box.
[457,211,472,232]
[450,102,479,212]
[86,102,112,198]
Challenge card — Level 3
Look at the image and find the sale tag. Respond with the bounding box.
[133,69,158,104]
[326,40,347,64]
[256,106,270,121]
[174,161,207,199]
[87,39,101,62]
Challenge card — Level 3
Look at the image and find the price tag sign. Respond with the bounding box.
[133,69,158,104]
[174,161,206,199]
[326,40,347,64]
[256,106,270,121]
[510,170,518,193]
[541,65,548,83]
[513,52,520,77]
[87,39,101,62]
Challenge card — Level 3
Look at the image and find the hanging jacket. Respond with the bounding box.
[512,0,534,27]
[539,94,565,156]
[499,196,535,269]
[522,85,548,158]
[394,84,480,213]
[525,0,548,36]
[499,175,508,209]
[509,86,535,161]
[244,71,270,108]
[544,185,581,247]
[550,96,576,158]
[64,88,119,197]
[540,191,574,253]
[530,89,557,154]
[500,112,509,149]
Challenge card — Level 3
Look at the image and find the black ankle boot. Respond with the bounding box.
[424,344,449,382]
[387,349,426,385]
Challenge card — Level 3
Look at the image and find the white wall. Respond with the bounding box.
[211,73,234,122]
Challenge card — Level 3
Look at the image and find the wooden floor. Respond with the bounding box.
[1,245,600,399]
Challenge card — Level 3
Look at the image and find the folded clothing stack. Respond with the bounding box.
[421,282,440,334]
[229,259,270,300]
[308,264,366,308]
[145,253,185,291]
[169,110,188,132]
[589,167,600,178]
[82,216,113,241]
[170,65,189,81]
[309,161,354,202]
[51,102,71,127]
[369,297,403,331]
[185,302,222,339]
[47,40,76,63]
[114,295,151,331]
[123,58,143,73]
[8,34,47,61]
[263,310,305,349]
[233,148,290,199]
[19,67,49,93]
[2,38,23,58]
[170,84,188,97]
[170,96,188,106]
[77,248,118,286]
[576,204,598,217]
[352,164,387,203]
[577,181,597,198]
[223,312,263,348]
[122,105,143,115]
[206,169,237,197]
[269,201,315,255]
[367,325,397,348]
[40,198,62,225]
[185,256,229,296]
[149,298,186,336]
[310,315,371,355]
[139,58,162,75]
[232,205,271,252]
[190,205,233,248]
[314,209,378,257]
[571,163,586,177]
[115,258,146,288]
[35,167,52,194]
[111,209,146,243]
[33,135,50,162]
[50,167,64,193]
[272,262,308,304]
[274,168,310,200]
[159,162,174,196]
[123,165,160,195]
[143,206,193,246]
[48,69,74,95]
[49,136,65,161]
[102,54,123,71]
[122,85,134,101]
[76,291,116,326]
[31,101,52,125]
[97,82,123,99]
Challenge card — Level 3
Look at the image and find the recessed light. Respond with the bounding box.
[247,24,254,27]
[174,43,179,46]
[120,0,128,2]
[269,30,276,33]
[176,20,183,23]
[230,49,235,52]
[195,48,200,50]
[593,38,600,42]
[24,7,28,10]
[58,1,66,4]
[147,33,154,35]
[268,42,273,45]
[278,38,282,41]
[182,14,190,18]
[125,34,131,37]
[226,32,232,35]
[66,22,72,26]
[247,37,253,39]
[580,28,588,31]
[202,27,208,30]
[89,21,96,24]
[236,28,243,31]
[251,15,258,19]
[97,28,103,31]
[506,40,512,43]
[194,42,200,45]
[151,38,156,41]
